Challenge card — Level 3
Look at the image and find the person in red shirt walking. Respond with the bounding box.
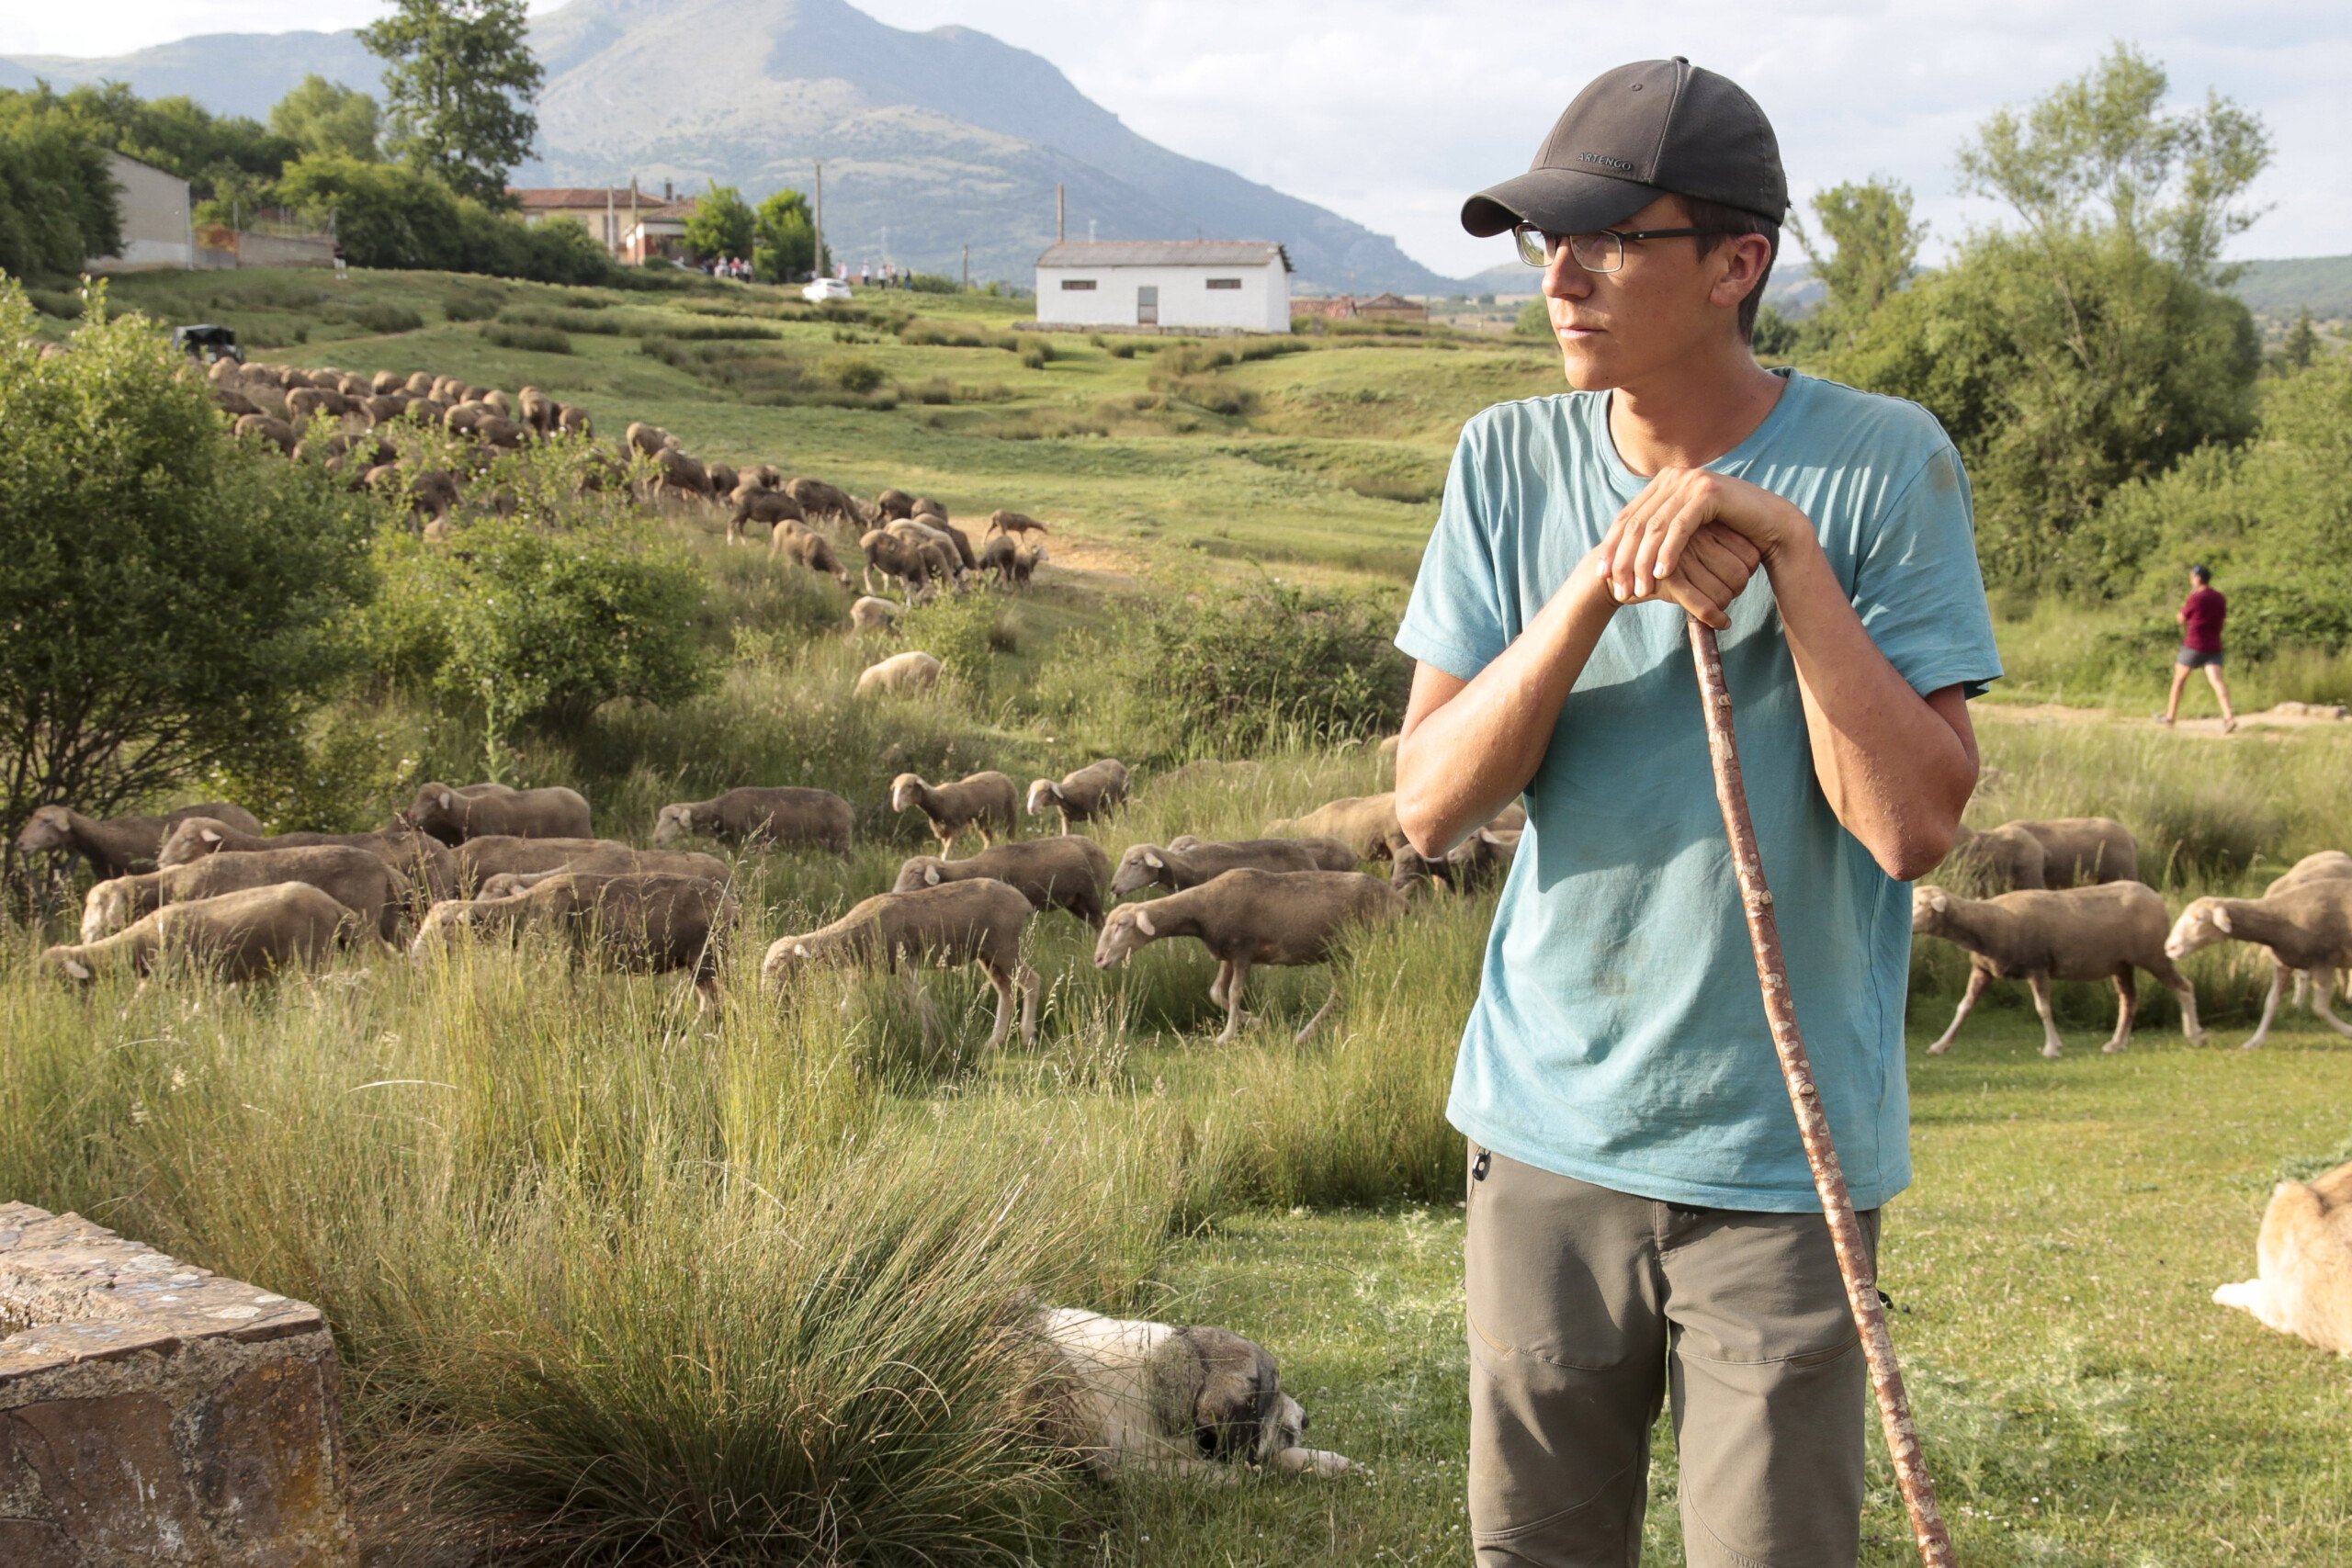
[2160,565,2235,732]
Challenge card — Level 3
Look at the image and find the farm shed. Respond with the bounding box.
[1034,241,1292,333]
[84,152,192,273]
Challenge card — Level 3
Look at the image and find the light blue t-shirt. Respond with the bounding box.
[1395,370,2002,1213]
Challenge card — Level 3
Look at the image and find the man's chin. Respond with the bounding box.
[1555,346,1623,393]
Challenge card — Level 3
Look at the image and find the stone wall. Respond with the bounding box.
[0,1202,355,1567]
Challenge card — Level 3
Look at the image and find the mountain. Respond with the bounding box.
[0,0,1453,293]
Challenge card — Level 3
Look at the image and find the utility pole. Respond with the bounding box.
[962,243,969,292]
[1057,183,1065,244]
[813,160,824,279]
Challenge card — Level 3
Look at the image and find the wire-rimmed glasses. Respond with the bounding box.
[1512,224,1730,272]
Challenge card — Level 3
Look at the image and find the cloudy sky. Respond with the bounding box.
[5,0,2344,278]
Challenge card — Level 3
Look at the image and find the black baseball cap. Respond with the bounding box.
[1462,58,1787,238]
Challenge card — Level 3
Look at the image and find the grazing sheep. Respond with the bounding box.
[980,532,1043,587]
[2267,853,2352,1008]
[849,595,902,634]
[447,836,722,892]
[772,521,854,586]
[625,422,673,460]
[413,871,739,1002]
[988,509,1049,539]
[83,846,409,945]
[1944,817,2140,893]
[1912,882,2207,1058]
[860,528,938,600]
[741,463,784,491]
[1110,837,1361,897]
[482,389,514,417]
[516,386,557,438]
[653,446,712,500]
[761,877,1039,1049]
[2164,882,2352,1049]
[786,477,865,531]
[17,803,265,881]
[856,650,944,699]
[155,818,456,904]
[404,371,435,398]
[1265,793,1411,863]
[876,487,916,519]
[911,496,948,521]
[654,787,854,854]
[729,485,806,544]
[40,883,357,986]
[1392,824,1522,895]
[233,413,298,454]
[1025,760,1130,833]
[401,783,593,844]
[891,771,1020,852]
[894,835,1113,930]
[1094,868,1405,1043]
[2213,1156,2352,1352]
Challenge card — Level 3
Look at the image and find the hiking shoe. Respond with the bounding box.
[2154,714,2175,726]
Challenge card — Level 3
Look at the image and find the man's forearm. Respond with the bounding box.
[1767,539,1977,879]
[1395,567,1619,857]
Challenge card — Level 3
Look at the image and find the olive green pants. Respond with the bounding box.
[1464,1144,1879,1567]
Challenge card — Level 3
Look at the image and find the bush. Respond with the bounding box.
[275,153,624,287]
[1112,575,1408,754]
[907,272,959,294]
[0,279,377,880]
[822,354,886,394]
[26,287,83,320]
[482,322,571,355]
[369,515,712,740]
[351,301,423,334]
[497,303,621,335]
[443,292,500,321]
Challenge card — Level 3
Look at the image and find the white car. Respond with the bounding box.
[802,277,854,302]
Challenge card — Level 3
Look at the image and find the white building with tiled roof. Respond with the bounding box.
[1034,241,1292,333]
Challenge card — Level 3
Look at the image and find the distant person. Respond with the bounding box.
[331,242,346,281]
[2159,565,2235,731]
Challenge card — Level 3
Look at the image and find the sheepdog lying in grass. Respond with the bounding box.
[1040,1307,1352,1479]
[2214,1156,2352,1351]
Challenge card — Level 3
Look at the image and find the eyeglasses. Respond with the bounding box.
[1513,224,1731,272]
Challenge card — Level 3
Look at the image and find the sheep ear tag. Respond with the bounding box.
[794,943,809,957]
[439,792,454,810]
[1144,852,1163,869]
[924,867,941,885]
[64,958,92,980]
[2213,908,2233,933]
[1134,908,1157,937]
[200,829,221,843]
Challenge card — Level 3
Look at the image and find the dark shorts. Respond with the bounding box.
[2178,647,2225,669]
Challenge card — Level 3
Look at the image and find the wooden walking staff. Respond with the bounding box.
[1685,615,1957,1568]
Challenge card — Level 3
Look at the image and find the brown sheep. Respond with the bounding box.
[517,386,557,438]
[1111,837,1360,897]
[83,845,409,945]
[626,422,673,460]
[860,528,939,600]
[557,403,593,438]
[772,523,853,585]
[2165,881,2352,1049]
[894,835,1114,930]
[404,371,436,398]
[849,595,902,635]
[1026,760,1130,833]
[707,462,740,500]
[892,771,1020,852]
[1265,793,1411,863]
[413,871,739,1003]
[653,787,854,854]
[153,818,455,905]
[729,486,807,545]
[401,783,594,844]
[212,385,262,417]
[762,878,1040,1049]
[17,802,265,881]
[41,883,359,986]
[1094,868,1406,1043]
[654,446,713,501]
[988,510,1049,539]
[447,836,723,892]
[1913,882,2206,1057]
[1944,818,2140,893]
[233,413,298,455]
[786,477,865,531]
[876,487,917,519]
[911,496,948,521]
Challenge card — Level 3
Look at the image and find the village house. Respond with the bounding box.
[1032,241,1292,333]
[508,183,698,263]
[84,152,192,272]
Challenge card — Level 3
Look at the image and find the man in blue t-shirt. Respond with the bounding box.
[1393,59,2002,1567]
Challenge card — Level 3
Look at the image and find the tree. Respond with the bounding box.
[2279,308,2323,374]
[0,281,377,886]
[270,74,381,162]
[752,187,824,282]
[1790,177,1923,345]
[683,182,754,263]
[0,96,119,275]
[276,152,616,285]
[361,0,541,208]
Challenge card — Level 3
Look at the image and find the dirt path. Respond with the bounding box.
[1975,699,2351,740]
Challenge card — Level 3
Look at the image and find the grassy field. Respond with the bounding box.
[13,266,2352,1566]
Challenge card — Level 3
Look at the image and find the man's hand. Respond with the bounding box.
[1597,468,1813,610]
[1593,520,1763,630]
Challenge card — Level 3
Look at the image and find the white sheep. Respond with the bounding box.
[40,883,360,986]
[856,650,943,698]
[848,595,902,635]
[2265,852,2352,1009]
[762,878,1039,1049]
[1093,868,1406,1043]
[2164,880,2352,1050]
[891,770,1019,852]
[892,836,1113,930]
[1912,882,2207,1057]
[1110,837,1359,897]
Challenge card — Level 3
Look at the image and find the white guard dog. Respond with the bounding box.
[1040,1307,1351,1478]
[2214,1156,2352,1351]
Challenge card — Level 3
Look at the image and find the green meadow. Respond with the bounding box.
[11,266,2352,1565]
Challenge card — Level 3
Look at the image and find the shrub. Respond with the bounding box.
[483,322,571,355]
[443,292,500,321]
[497,304,621,335]
[822,355,886,394]
[907,272,959,293]
[351,301,423,334]
[1112,575,1408,754]
[0,279,377,882]
[26,287,82,320]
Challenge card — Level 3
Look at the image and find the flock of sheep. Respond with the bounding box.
[17,763,1528,1048]
[1914,817,2352,1056]
[198,357,1056,621]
